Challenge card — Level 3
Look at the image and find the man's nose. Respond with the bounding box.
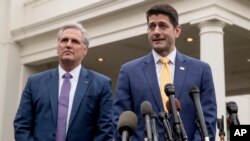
[66,40,73,46]
[153,26,161,34]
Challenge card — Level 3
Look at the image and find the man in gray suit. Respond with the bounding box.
[14,22,113,141]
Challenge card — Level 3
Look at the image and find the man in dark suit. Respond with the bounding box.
[113,4,217,141]
[14,23,113,141]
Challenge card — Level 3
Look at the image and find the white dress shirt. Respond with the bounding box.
[152,48,176,85]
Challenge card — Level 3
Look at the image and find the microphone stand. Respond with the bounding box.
[189,86,210,141]
[164,84,182,141]
[178,114,188,141]
[144,126,149,141]
[159,112,174,141]
[195,119,209,141]
[166,98,188,141]
[217,116,225,141]
[151,112,159,141]
[195,119,203,139]
[122,130,129,141]
[141,101,153,141]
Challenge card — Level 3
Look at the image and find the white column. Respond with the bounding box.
[198,20,226,140]
[0,0,9,139]
[0,0,21,140]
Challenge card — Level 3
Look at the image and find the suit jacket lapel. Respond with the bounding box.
[68,67,90,127]
[47,69,59,123]
[143,53,164,111]
[174,52,187,99]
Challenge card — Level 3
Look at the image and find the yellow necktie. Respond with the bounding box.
[159,57,172,111]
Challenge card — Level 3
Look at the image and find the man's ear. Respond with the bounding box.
[175,25,181,38]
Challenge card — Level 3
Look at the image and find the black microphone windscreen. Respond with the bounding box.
[117,111,138,136]
[164,83,175,96]
[189,85,200,95]
[189,85,200,102]
[226,101,238,114]
[140,101,153,116]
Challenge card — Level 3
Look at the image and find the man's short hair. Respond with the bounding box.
[146,4,179,27]
[57,22,90,48]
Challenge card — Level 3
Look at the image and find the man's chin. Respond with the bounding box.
[153,46,165,51]
[153,46,170,51]
[61,58,74,64]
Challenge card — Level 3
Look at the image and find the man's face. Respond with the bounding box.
[147,14,181,54]
[57,28,87,66]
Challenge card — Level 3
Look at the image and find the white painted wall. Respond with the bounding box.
[10,0,103,29]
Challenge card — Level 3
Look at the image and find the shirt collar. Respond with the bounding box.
[152,47,176,65]
[58,64,81,79]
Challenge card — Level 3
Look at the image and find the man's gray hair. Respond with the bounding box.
[57,22,90,48]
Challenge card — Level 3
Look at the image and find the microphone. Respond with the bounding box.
[159,112,174,141]
[150,111,159,141]
[166,99,188,141]
[140,101,153,141]
[226,101,240,126]
[164,84,182,140]
[189,85,210,141]
[117,111,138,141]
[217,115,225,141]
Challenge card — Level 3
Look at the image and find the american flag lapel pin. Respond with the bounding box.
[180,66,185,70]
